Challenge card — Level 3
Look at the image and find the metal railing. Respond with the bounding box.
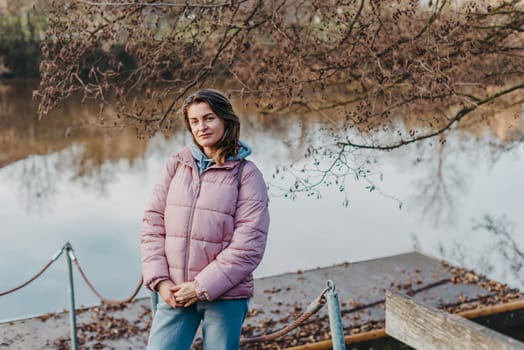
[1,243,347,349]
[1,242,143,349]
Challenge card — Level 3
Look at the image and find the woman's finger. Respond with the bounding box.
[184,297,198,307]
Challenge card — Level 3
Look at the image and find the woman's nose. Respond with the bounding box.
[196,119,207,130]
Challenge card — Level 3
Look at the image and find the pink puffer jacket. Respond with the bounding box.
[141,146,269,301]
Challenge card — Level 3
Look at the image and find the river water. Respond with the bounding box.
[1,80,523,322]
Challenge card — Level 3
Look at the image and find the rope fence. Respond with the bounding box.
[0,242,145,350]
[240,284,329,344]
[0,247,63,297]
[0,243,143,303]
[0,242,342,349]
[2,242,478,350]
[70,250,144,304]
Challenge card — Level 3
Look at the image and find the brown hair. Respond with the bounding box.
[182,89,240,165]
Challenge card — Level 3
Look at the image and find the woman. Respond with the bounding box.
[141,89,270,349]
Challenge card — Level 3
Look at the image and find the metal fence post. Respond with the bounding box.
[65,242,78,350]
[326,280,346,350]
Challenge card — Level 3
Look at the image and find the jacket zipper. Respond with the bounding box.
[183,162,237,281]
[185,168,202,282]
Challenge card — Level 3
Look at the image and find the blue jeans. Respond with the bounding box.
[146,297,249,350]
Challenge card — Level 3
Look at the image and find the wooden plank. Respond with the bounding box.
[385,290,524,350]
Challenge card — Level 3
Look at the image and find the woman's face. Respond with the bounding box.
[187,102,225,157]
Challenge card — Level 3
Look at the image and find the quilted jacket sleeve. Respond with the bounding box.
[194,161,270,301]
[141,155,177,291]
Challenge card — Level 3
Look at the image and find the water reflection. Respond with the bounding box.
[11,154,58,213]
[410,139,467,225]
[0,79,523,321]
[437,215,524,288]
[0,80,320,209]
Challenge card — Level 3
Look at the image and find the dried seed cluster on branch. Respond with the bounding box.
[36,0,524,133]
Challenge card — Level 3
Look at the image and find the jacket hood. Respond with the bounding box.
[233,140,253,160]
[190,140,252,174]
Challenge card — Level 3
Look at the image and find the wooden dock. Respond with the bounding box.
[1,252,523,349]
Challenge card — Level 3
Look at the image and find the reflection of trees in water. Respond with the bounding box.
[3,154,58,214]
[0,80,324,206]
[2,136,152,212]
[246,98,524,222]
[239,109,319,163]
[3,145,115,212]
[437,215,523,289]
[0,81,153,209]
[270,96,524,222]
[2,80,524,218]
[0,83,13,118]
[407,116,524,225]
[409,136,468,226]
[64,144,117,197]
